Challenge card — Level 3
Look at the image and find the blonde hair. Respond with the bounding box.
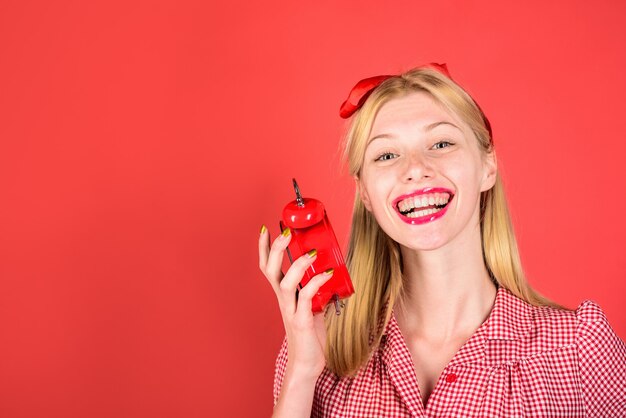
[325,66,569,377]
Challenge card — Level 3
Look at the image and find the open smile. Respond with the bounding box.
[392,187,455,225]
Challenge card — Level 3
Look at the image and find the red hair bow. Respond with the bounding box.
[339,63,452,119]
[338,63,492,140]
[338,75,393,119]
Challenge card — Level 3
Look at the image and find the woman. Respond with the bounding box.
[258,63,626,417]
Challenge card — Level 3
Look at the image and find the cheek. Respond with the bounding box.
[447,155,483,185]
[361,175,394,211]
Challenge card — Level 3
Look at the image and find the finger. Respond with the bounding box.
[265,227,292,286]
[258,224,271,273]
[279,249,318,315]
[294,268,334,320]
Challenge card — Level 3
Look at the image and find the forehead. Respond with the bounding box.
[369,91,467,138]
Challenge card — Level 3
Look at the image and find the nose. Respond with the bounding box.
[401,151,434,182]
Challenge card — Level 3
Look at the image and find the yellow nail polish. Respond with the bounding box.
[260,225,267,235]
[281,227,291,237]
[324,268,334,275]
[307,249,317,258]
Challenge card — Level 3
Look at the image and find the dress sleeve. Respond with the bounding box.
[576,300,626,417]
[273,336,288,406]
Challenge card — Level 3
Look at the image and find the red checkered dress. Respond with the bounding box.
[273,286,626,417]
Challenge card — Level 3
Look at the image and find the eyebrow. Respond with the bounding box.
[425,121,461,132]
[367,121,462,145]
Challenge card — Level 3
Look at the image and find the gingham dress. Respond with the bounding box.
[273,286,626,417]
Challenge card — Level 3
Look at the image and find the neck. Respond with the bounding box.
[394,223,497,343]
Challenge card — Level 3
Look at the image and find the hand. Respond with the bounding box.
[258,225,333,379]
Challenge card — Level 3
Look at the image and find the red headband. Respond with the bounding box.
[338,62,492,140]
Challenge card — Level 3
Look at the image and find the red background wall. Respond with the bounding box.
[1,1,625,417]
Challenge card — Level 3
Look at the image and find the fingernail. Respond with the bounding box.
[324,268,334,275]
[281,227,291,237]
[260,225,267,235]
[306,249,317,258]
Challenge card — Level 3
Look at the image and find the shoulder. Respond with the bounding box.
[501,291,626,414]
[573,298,626,358]
[494,288,622,355]
[573,299,626,415]
[531,300,578,332]
[492,287,577,345]
[523,295,623,349]
[514,293,625,361]
[575,299,610,324]
[519,293,614,325]
[574,298,624,346]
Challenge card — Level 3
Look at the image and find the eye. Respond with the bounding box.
[433,140,453,150]
[375,151,398,162]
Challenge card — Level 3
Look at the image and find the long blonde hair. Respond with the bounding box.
[325,66,568,377]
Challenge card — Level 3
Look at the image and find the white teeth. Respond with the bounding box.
[397,192,451,213]
[406,207,443,218]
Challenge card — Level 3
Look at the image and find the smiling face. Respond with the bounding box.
[356,91,497,251]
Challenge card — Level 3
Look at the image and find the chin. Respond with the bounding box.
[401,243,448,253]
[396,234,449,252]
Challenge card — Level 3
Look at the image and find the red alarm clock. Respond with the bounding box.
[280,179,354,314]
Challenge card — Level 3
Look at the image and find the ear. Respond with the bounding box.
[354,175,373,212]
[480,148,497,192]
